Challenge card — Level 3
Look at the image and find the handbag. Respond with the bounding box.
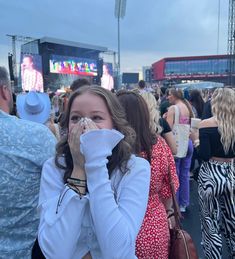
[169,228,199,259]
[166,150,199,259]
[172,105,190,158]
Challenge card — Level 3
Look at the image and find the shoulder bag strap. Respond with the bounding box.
[168,165,182,228]
[174,105,180,125]
[162,140,182,228]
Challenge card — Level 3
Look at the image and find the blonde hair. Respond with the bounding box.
[211,88,235,153]
[140,91,162,134]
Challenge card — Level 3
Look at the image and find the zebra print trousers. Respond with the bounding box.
[198,159,235,259]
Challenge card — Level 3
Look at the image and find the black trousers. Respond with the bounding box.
[31,239,45,259]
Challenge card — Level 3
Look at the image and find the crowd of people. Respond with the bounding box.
[0,65,235,259]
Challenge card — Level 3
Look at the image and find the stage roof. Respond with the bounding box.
[39,36,108,52]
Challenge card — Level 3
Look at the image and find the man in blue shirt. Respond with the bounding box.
[0,67,56,258]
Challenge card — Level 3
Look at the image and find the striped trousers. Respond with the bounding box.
[198,160,235,259]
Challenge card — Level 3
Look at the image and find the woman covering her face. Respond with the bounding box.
[37,85,151,259]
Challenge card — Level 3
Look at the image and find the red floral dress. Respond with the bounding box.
[135,136,179,259]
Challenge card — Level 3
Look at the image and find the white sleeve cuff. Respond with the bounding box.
[41,186,88,226]
[80,129,124,163]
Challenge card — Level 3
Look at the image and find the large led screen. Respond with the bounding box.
[49,55,98,76]
[20,53,44,92]
[122,73,139,84]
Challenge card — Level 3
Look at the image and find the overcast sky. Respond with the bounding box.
[0,0,229,73]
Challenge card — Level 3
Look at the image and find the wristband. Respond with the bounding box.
[67,177,87,187]
[67,184,87,198]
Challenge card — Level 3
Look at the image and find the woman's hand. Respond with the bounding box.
[68,121,86,177]
[189,128,199,142]
[83,118,98,133]
[68,118,98,179]
[168,215,176,229]
[162,112,168,119]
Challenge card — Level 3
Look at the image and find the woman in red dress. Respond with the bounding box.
[117,90,179,259]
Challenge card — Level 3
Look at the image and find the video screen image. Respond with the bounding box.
[50,55,98,76]
[20,53,44,92]
[103,62,113,76]
[101,62,114,90]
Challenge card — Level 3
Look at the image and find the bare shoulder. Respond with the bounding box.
[199,117,217,129]
[168,105,175,113]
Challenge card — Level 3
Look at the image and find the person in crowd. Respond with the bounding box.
[155,87,162,108]
[101,63,114,91]
[166,88,194,212]
[0,66,56,258]
[159,116,177,155]
[191,88,235,258]
[183,89,190,100]
[139,92,161,133]
[21,55,44,92]
[70,78,91,92]
[189,89,205,119]
[137,80,147,94]
[10,92,17,116]
[189,89,205,176]
[201,88,217,119]
[16,91,61,141]
[45,111,61,141]
[60,92,69,111]
[160,87,170,117]
[141,91,177,155]
[36,86,151,258]
[160,86,168,102]
[51,94,63,120]
[116,90,179,259]
[55,92,69,124]
[153,89,160,105]
[201,99,212,119]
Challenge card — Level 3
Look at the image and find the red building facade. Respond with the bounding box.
[152,54,232,84]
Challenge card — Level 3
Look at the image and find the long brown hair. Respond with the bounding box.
[55,85,136,183]
[116,90,156,162]
[189,89,205,118]
[169,88,194,118]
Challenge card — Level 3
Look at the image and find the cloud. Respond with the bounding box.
[121,0,228,55]
[0,0,229,73]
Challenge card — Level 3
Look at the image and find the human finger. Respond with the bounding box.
[82,119,97,133]
[68,122,83,146]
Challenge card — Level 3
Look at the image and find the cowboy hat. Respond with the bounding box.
[16,91,51,124]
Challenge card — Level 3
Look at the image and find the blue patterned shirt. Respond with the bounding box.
[0,110,56,258]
